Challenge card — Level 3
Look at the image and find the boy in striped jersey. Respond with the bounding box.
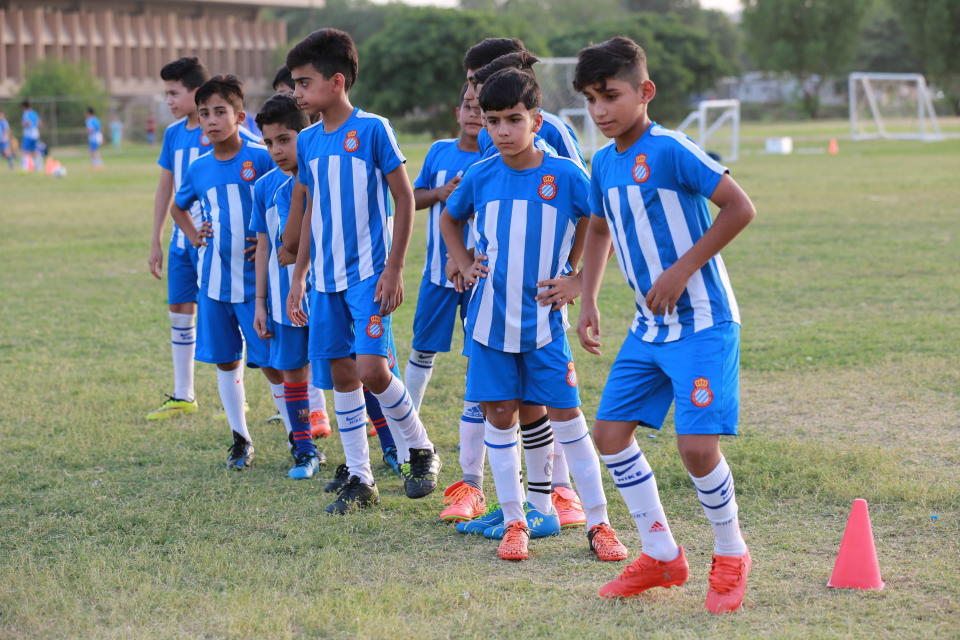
[169,75,280,470]
[574,37,756,613]
[440,68,627,562]
[285,28,440,514]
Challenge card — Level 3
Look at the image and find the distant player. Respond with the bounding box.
[85,107,104,168]
[168,75,280,470]
[574,37,756,612]
[0,111,13,169]
[20,100,42,172]
[285,28,440,513]
[272,66,295,96]
[440,68,628,562]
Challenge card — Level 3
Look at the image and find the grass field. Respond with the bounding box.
[1,119,958,639]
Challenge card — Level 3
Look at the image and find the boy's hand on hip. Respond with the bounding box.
[245,237,257,262]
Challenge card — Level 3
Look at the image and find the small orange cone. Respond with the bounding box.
[828,498,884,590]
[44,157,57,175]
[827,138,839,155]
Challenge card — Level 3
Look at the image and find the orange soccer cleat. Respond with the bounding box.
[551,486,586,528]
[497,521,530,561]
[598,545,689,598]
[588,523,629,562]
[705,550,751,614]
[440,481,486,522]
[309,409,331,439]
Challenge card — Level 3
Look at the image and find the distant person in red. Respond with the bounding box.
[146,114,157,145]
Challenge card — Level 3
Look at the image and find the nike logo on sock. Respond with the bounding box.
[613,465,635,477]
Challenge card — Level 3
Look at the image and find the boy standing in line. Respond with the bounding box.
[574,37,755,613]
[85,107,104,168]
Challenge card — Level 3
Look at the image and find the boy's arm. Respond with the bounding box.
[576,215,615,355]
[414,176,461,210]
[279,181,307,265]
[169,203,210,248]
[148,168,175,279]
[286,202,312,327]
[253,232,273,339]
[536,216,590,310]
[645,174,755,316]
[375,166,414,315]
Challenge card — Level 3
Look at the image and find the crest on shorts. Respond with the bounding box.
[690,376,714,408]
[366,315,384,339]
[538,174,558,200]
[200,134,212,147]
[632,154,651,184]
[565,361,578,387]
[343,130,360,153]
[240,160,257,182]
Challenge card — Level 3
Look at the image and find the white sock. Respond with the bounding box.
[372,375,433,452]
[551,447,572,489]
[308,381,326,414]
[552,414,608,529]
[169,312,196,401]
[217,367,249,442]
[269,382,291,432]
[459,401,486,488]
[601,440,679,562]
[520,416,555,514]
[690,456,747,556]
[484,421,525,524]
[333,388,373,484]
[403,349,436,411]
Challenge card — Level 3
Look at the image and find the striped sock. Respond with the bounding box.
[552,415,608,528]
[521,416,555,514]
[363,388,395,452]
[334,388,372,484]
[690,456,747,556]
[404,350,436,411]
[285,382,316,457]
[485,421,525,524]
[459,401,485,489]
[169,312,195,401]
[372,375,433,452]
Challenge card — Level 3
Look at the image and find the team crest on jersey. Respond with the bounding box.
[343,130,360,152]
[240,160,257,182]
[565,361,578,387]
[366,315,384,339]
[632,154,651,183]
[200,134,212,147]
[690,376,714,408]
[538,174,558,200]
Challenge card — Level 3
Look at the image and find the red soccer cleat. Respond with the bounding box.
[309,409,331,439]
[588,523,629,562]
[440,481,486,522]
[498,521,530,561]
[552,486,586,528]
[705,549,751,614]
[599,545,689,598]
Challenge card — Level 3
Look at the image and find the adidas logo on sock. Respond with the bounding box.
[648,521,667,533]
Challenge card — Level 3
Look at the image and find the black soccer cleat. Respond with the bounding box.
[226,431,254,470]
[324,476,380,515]
[324,463,350,493]
[404,447,441,499]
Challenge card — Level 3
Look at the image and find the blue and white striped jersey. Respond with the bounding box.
[447,153,590,353]
[589,123,739,344]
[21,109,39,140]
[413,138,482,288]
[250,168,307,326]
[85,116,101,143]
[478,109,584,168]
[174,139,274,303]
[297,108,405,293]
[158,118,261,252]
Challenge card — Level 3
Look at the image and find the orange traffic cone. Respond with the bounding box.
[827,498,884,590]
[827,138,839,155]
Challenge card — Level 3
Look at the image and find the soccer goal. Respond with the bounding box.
[675,99,741,162]
[536,57,604,160]
[848,72,943,141]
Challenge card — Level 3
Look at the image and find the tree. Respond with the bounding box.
[852,3,918,74]
[891,0,960,113]
[16,59,109,146]
[741,0,869,118]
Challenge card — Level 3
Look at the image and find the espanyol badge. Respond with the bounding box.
[200,133,211,146]
[632,154,651,183]
[366,315,384,339]
[344,130,360,152]
[538,174,558,200]
[565,361,578,387]
[240,160,257,182]
[690,376,714,408]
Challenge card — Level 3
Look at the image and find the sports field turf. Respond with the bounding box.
[1,120,958,639]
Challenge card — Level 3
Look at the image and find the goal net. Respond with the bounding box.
[848,72,943,141]
[535,57,604,161]
[675,99,740,162]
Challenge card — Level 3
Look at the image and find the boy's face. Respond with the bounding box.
[260,122,298,173]
[484,104,542,158]
[197,94,243,144]
[582,77,655,139]
[463,68,479,104]
[273,84,295,97]
[457,99,482,138]
[290,64,339,116]
[163,80,197,120]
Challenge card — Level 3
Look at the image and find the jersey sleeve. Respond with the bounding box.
[445,168,476,221]
[372,117,405,175]
[157,126,175,170]
[296,135,312,190]
[569,166,592,220]
[250,179,269,234]
[412,144,436,190]
[544,120,585,168]
[588,159,606,217]
[673,138,728,199]
[174,165,198,210]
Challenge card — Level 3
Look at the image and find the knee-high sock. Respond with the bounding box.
[459,401,485,488]
[169,312,195,401]
[600,440,679,562]
[520,416,554,514]
[217,367,249,442]
[404,350,436,411]
[551,414,608,528]
[285,381,317,457]
[363,388,395,452]
[484,421,524,524]
[333,388,372,484]
[269,382,291,431]
[308,381,327,414]
[690,456,747,556]
[551,447,572,489]
[372,375,433,454]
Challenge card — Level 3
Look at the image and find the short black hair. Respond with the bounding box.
[463,38,526,72]
[86,106,95,115]
[160,56,209,91]
[573,36,648,93]
[256,93,309,132]
[478,68,541,112]
[286,28,359,91]
[195,75,244,113]
[272,66,294,90]
[21,99,30,108]
[473,51,540,87]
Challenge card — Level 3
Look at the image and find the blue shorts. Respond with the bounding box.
[22,137,37,152]
[167,243,200,305]
[268,322,309,371]
[310,325,401,390]
[89,140,100,152]
[196,296,270,367]
[465,336,580,409]
[412,279,467,353]
[307,274,392,360]
[596,322,740,435]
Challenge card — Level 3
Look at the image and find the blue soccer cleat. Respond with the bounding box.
[483,504,561,540]
[456,503,503,535]
[287,451,324,479]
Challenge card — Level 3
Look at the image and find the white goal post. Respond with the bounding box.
[848,72,943,141]
[676,99,741,162]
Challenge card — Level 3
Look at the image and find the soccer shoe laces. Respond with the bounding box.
[589,524,625,555]
[552,490,582,511]
[442,483,475,505]
[709,556,746,593]
[408,450,437,479]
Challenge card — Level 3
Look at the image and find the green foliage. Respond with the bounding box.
[15,59,109,141]
[742,0,870,118]
[891,0,960,113]
[852,2,919,74]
